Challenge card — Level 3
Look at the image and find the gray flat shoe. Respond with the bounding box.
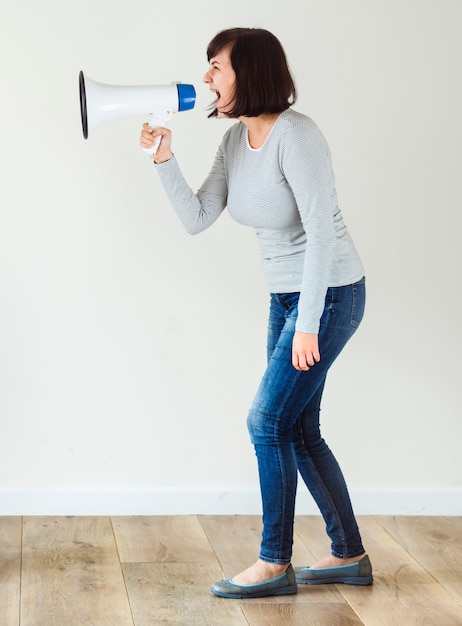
[294,554,373,586]
[211,564,298,599]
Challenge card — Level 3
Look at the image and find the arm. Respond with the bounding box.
[281,122,336,370]
[140,123,228,234]
[281,122,336,334]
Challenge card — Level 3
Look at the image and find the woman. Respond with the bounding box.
[140,27,373,599]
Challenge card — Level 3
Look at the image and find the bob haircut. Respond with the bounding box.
[207,28,297,118]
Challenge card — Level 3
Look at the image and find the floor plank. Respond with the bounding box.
[123,562,246,625]
[20,516,134,626]
[0,517,21,626]
[376,515,462,605]
[241,602,364,625]
[296,515,462,625]
[0,516,22,581]
[113,515,217,564]
[0,584,20,626]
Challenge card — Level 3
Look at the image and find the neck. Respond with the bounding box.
[240,113,280,149]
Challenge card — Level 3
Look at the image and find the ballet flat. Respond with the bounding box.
[294,554,373,586]
[211,564,298,599]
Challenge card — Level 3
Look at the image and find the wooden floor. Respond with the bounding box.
[1,515,461,625]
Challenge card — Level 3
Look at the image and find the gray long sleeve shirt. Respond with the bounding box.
[155,108,364,333]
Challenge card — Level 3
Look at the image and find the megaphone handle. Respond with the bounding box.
[143,114,171,156]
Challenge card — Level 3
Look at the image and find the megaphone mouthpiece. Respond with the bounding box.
[176,83,196,111]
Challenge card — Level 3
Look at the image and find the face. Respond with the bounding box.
[203,46,236,117]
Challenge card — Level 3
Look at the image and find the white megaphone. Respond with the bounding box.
[79,71,196,154]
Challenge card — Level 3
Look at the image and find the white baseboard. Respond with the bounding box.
[0,486,460,516]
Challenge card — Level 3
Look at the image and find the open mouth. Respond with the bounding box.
[211,89,230,114]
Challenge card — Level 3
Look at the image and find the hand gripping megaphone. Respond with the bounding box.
[79,71,196,154]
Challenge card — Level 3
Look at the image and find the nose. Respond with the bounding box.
[203,69,211,83]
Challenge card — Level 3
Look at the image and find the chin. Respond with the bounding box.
[217,109,235,120]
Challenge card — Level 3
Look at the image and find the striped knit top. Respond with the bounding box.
[155,108,364,333]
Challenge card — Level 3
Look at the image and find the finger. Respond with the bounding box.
[140,132,153,146]
[143,129,162,144]
[292,351,299,369]
[306,350,321,367]
[292,352,309,371]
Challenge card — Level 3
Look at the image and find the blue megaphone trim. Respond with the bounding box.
[177,84,196,111]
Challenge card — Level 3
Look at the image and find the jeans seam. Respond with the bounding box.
[305,456,347,556]
[349,278,365,328]
[259,444,295,565]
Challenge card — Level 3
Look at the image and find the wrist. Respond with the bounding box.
[153,152,173,164]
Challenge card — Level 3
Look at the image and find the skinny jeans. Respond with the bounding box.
[247,278,366,564]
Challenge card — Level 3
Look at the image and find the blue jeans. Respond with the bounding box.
[247,278,366,564]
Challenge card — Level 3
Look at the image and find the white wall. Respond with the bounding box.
[0,0,461,515]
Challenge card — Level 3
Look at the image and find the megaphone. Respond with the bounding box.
[79,71,196,154]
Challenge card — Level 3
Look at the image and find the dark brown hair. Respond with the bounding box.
[207,28,297,118]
